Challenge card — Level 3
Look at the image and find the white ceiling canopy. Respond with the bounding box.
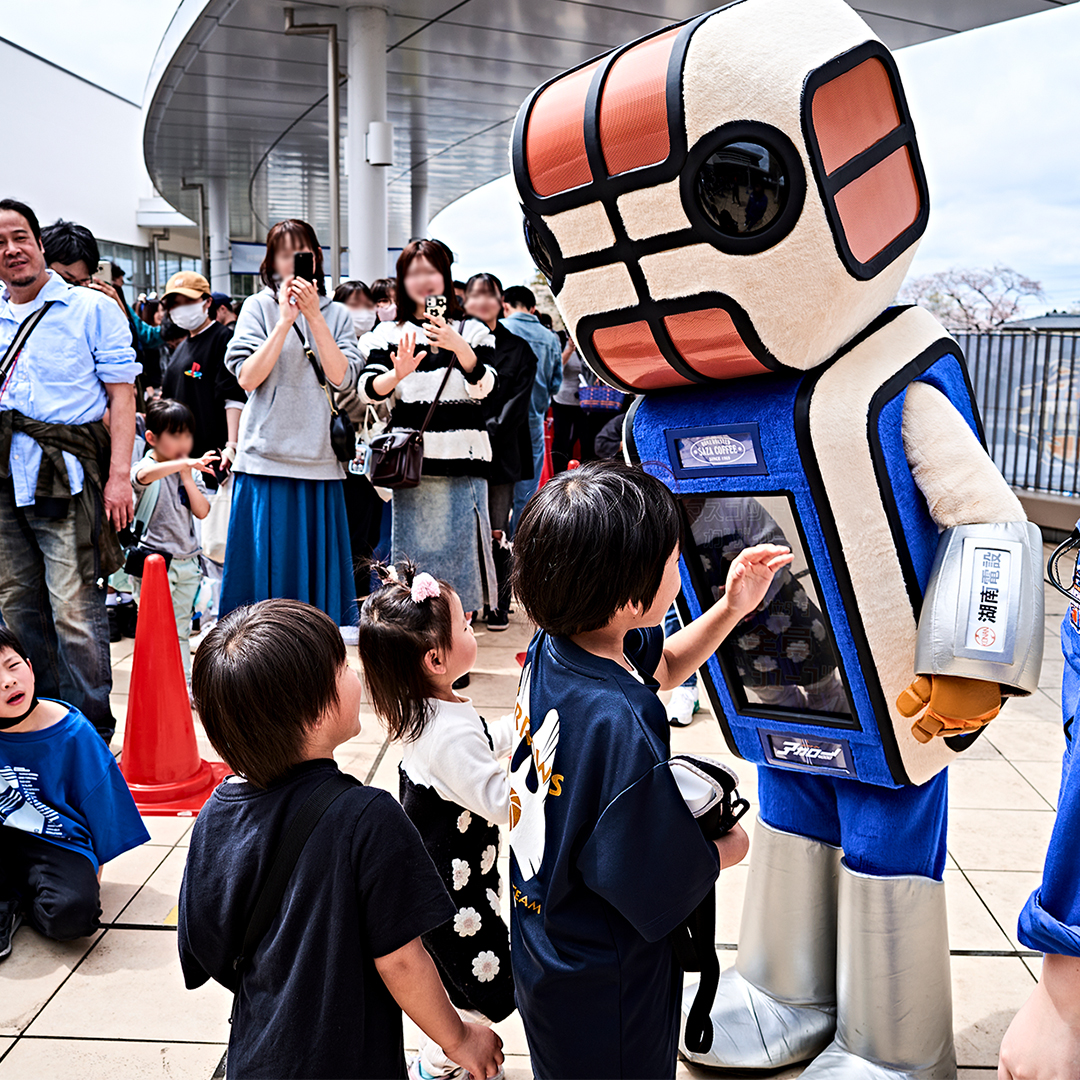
[143,0,1075,248]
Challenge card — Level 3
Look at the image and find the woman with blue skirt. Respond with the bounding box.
[220,219,362,626]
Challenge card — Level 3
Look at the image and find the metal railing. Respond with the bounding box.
[957,330,1080,497]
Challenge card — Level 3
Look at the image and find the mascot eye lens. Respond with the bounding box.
[694,139,790,237]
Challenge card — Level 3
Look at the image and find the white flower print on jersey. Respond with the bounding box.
[486,887,501,914]
[452,858,471,891]
[472,950,500,982]
[456,810,472,833]
[454,907,482,937]
[480,844,497,875]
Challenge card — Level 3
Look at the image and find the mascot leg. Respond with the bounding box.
[679,769,841,1070]
[801,771,955,1080]
[802,863,955,1080]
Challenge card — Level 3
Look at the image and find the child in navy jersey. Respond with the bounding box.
[509,461,792,1080]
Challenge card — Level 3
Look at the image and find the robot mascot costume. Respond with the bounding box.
[510,1,1044,1077]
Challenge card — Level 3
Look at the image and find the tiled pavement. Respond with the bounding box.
[0,552,1071,1079]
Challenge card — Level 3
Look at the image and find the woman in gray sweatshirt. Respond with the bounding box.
[219,219,362,626]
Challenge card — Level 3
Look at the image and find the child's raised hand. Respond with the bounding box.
[444,1021,504,1079]
[190,450,221,476]
[723,543,793,619]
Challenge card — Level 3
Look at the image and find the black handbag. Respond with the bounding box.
[368,358,455,490]
[292,324,356,463]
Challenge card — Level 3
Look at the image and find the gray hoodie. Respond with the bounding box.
[225,288,362,481]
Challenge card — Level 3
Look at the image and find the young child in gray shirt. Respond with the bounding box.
[130,399,219,681]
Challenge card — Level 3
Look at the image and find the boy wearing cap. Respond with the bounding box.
[160,272,245,477]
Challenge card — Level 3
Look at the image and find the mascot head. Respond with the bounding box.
[511,0,929,391]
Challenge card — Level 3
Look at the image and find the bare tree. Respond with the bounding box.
[898,266,1044,330]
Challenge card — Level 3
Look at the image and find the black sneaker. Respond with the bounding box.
[107,604,122,643]
[486,608,509,631]
[0,900,23,962]
[452,673,470,691]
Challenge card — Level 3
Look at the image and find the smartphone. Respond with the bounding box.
[93,260,112,284]
[424,294,448,321]
[293,251,315,283]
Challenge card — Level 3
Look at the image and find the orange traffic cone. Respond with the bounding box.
[120,554,229,815]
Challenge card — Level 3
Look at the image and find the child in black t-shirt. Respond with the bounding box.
[178,599,504,1080]
[508,461,792,1080]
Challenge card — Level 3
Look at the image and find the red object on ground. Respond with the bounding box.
[516,651,527,668]
[120,554,228,815]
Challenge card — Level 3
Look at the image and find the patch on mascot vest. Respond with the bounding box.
[667,423,767,479]
[761,732,854,775]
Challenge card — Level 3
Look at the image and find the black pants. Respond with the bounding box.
[342,472,385,598]
[551,403,607,473]
[0,830,101,940]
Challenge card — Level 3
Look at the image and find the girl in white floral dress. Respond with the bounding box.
[357,561,515,1080]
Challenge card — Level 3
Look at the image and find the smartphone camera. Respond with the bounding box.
[293,252,316,284]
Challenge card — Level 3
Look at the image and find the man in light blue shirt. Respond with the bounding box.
[0,200,139,743]
[500,285,562,534]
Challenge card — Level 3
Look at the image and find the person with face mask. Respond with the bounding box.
[160,272,245,483]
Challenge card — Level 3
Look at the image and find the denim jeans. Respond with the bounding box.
[510,421,545,538]
[0,480,114,741]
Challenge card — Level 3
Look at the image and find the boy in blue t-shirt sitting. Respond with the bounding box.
[0,626,150,960]
[508,461,793,1080]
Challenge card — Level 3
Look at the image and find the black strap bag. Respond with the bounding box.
[367,359,455,490]
[292,323,356,463]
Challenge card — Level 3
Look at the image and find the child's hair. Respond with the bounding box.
[370,277,396,304]
[145,397,195,437]
[191,599,346,788]
[356,558,456,742]
[0,626,30,662]
[512,460,683,636]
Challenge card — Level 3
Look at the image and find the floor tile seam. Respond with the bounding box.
[107,846,175,925]
[952,862,1035,973]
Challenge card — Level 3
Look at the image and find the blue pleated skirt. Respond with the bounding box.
[220,472,357,626]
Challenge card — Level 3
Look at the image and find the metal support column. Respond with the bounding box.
[285,7,342,288]
[347,5,389,284]
[207,176,231,294]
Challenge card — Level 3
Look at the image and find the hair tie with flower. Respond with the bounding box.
[410,573,441,604]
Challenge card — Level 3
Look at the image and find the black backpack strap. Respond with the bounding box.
[678,887,720,1055]
[233,772,356,979]
[0,300,56,392]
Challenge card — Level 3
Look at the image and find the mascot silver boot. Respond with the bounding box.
[510,0,1044,1076]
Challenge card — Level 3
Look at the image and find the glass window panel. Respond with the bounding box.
[681,494,852,721]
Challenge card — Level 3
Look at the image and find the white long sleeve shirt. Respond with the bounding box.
[400,696,514,827]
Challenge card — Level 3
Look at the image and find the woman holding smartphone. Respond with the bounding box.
[220,219,362,626]
[357,239,497,642]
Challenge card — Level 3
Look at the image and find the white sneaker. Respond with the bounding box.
[667,685,699,727]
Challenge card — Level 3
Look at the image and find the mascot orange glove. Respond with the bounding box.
[896,674,1002,743]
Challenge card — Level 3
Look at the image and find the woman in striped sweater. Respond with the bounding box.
[358,240,498,624]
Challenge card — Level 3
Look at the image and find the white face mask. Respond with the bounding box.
[170,300,208,331]
[376,303,397,322]
[351,307,376,335]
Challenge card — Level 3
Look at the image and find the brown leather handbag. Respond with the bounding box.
[368,360,455,489]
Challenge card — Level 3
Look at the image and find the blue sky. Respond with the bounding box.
[4,1,1078,312]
